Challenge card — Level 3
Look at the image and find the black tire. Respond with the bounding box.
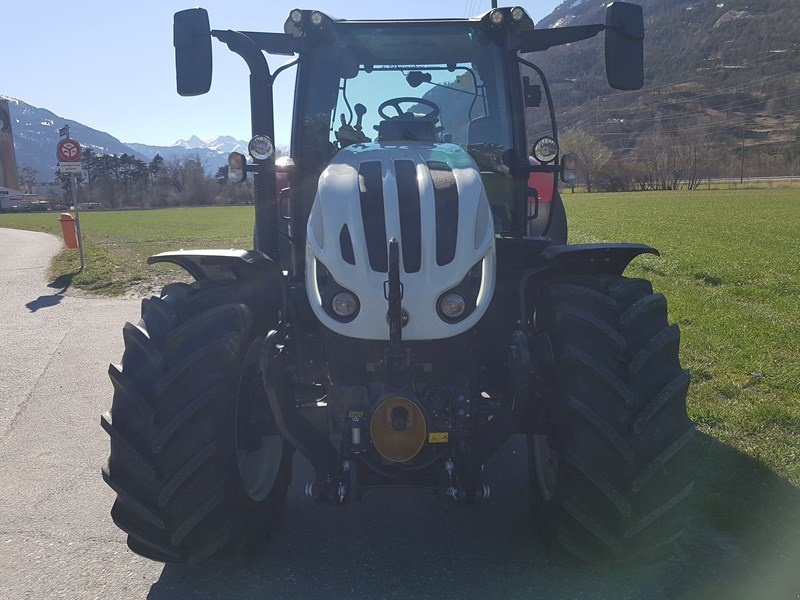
[528,275,694,564]
[102,279,291,563]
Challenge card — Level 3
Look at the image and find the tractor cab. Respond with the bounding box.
[291,11,542,241]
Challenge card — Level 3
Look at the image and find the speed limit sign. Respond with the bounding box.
[56,138,82,162]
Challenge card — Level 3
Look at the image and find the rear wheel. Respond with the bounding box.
[102,280,291,563]
[528,275,694,563]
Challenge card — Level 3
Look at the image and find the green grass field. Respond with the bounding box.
[0,207,255,295]
[2,189,800,583]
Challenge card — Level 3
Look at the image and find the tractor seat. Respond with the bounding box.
[376,113,437,143]
[467,115,500,147]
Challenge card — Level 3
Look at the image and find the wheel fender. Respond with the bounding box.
[148,249,282,282]
[518,243,658,333]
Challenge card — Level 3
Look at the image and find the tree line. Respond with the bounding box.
[53,149,253,209]
[559,127,800,193]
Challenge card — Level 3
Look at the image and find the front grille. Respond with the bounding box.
[355,158,459,273]
[359,161,388,272]
[428,161,459,266]
[394,160,422,274]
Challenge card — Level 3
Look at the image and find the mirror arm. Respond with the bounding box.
[212,29,279,258]
[238,31,301,56]
[212,30,272,82]
[518,24,605,53]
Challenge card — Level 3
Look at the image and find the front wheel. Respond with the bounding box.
[529,275,694,563]
[102,280,291,563]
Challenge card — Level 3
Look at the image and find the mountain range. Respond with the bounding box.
[534,0,800,159]
[2,94,246,179]
[125,136,248,172]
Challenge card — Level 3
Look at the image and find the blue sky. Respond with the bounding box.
[4,1,561,147]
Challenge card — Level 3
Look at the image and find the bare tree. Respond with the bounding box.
[639,131,716,190]
[560,128,612,192]
[18,167,37,194]
[640,132,684,190]
[680,132,716,190]
[164,158,188,195]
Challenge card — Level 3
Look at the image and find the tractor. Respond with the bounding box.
[102,3,694,565]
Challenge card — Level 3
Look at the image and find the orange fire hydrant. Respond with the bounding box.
[59,213,79,249]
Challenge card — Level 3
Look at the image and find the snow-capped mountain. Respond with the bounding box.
[171,135,247,154]
[126,136,248,173]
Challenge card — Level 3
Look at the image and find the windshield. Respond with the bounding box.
[297,23,518,231]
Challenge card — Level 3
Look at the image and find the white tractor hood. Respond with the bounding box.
[306,142,496,341]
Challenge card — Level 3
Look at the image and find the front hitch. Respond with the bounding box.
[383,238,411,387]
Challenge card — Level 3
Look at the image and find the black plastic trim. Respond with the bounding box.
[395,160,422,273]
[428,161,458,267]
[340,224,356,265]
[359,161,388,272]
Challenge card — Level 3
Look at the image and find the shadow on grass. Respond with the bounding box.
[25,271,78,312]
[146,435,800,600]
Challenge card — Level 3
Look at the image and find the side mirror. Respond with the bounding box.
[561,153,578,184]
[228,152,247,183]
[174,8,212,96]
[604,2,644,91]
[406,71,432,88]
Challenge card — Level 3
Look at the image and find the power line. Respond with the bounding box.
[554,46,800,129]
[592,85,800,127]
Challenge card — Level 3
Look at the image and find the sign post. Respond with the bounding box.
[56,129,84,271]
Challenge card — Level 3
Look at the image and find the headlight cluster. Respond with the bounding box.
[316,260,360,323]
[332,291,358,318]
[439,293,466,319]
[533,137,559,164]
[289,9,327,30]
[485,7,530,29]
[437,260,484,324]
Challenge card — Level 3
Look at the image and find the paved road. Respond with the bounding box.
[0,227,789,599]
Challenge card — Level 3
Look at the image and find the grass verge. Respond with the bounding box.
[0,206,254,295]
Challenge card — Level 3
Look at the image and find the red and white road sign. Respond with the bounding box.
[56,138,82,162]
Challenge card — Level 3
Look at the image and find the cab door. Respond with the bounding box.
[517,58,566,243]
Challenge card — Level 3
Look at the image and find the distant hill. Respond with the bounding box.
[2,95,149,178]
[2,94,246,179]
[532,0,800,169]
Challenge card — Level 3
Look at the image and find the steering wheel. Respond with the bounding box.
[378,97,441,121]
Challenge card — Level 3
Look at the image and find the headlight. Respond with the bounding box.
[248,135,274,161]
[489,10,505,25]
[289,9,303,24]
[533,137,559,164]
[511,7,526,21]
[439,293,466,320]
[332,291,358,318]
[310,11,324,26]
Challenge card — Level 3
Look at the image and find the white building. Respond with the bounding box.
[0,186,24,211]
